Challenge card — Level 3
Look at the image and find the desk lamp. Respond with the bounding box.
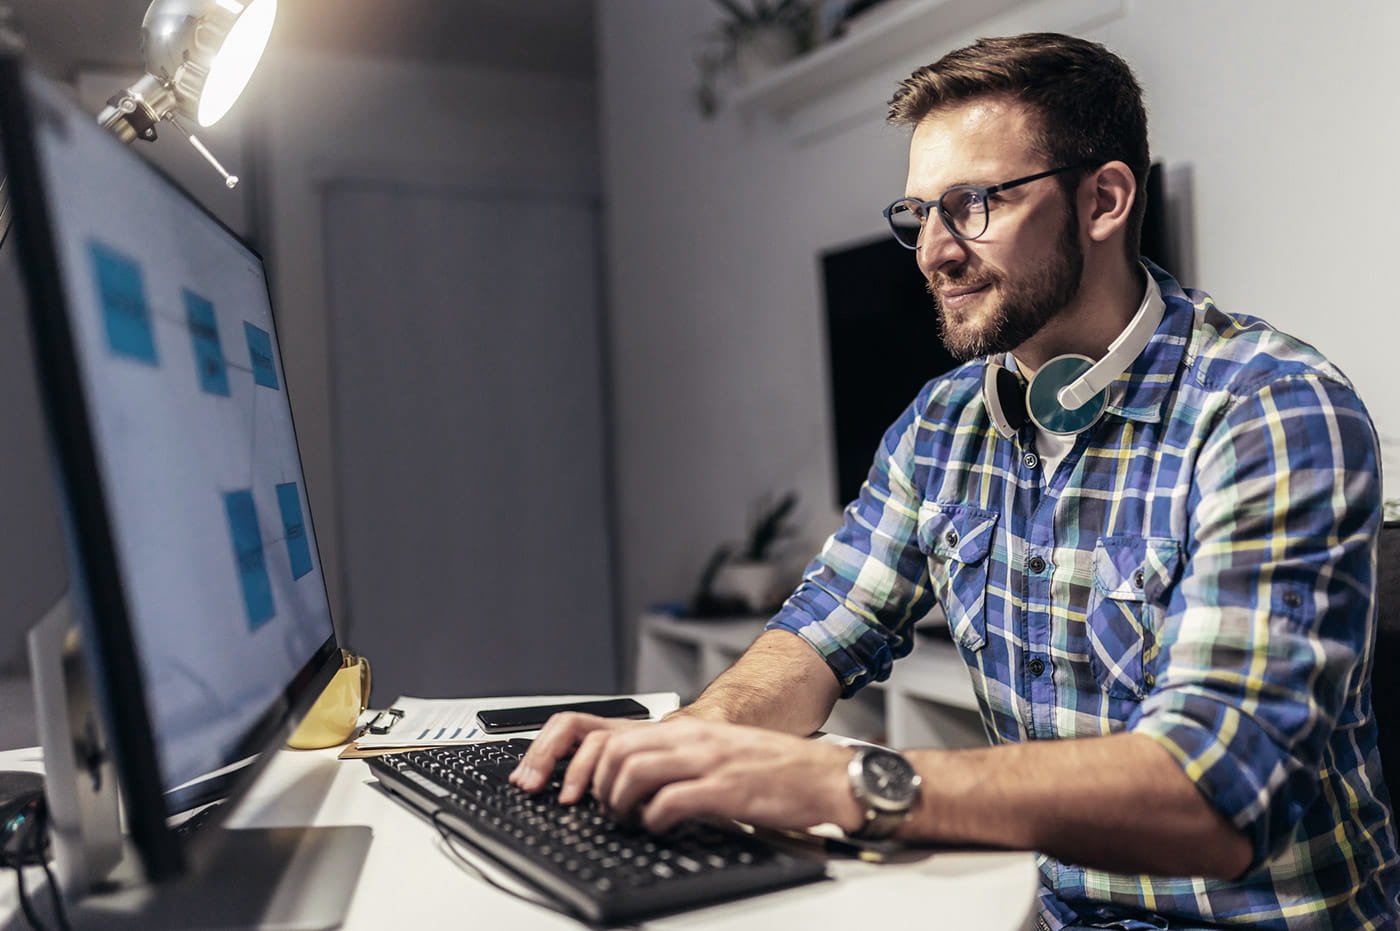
[99,0,278,187]
[0,0,275,243]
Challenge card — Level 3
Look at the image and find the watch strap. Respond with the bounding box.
[852,806,908,840]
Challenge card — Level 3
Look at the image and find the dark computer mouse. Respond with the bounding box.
[0,770,48,866]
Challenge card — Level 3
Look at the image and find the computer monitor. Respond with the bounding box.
[0,55,369,927]
[820,234,958,507]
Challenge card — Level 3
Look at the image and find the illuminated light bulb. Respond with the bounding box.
[197,0,277,126]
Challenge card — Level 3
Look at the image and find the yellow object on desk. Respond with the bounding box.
[287,649,371,749]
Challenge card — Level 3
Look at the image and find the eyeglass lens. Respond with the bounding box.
[887,202,924,248]
[940,188,988,240]
[887,187,989,248]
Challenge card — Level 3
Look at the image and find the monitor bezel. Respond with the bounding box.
[0,54,342,882]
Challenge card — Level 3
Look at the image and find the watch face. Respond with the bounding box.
[857,749,920,810]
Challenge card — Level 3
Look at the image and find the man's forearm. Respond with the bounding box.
[899,731,1253,879]
[675,629,841,735]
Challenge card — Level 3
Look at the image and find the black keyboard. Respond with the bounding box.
[367,739,826,923]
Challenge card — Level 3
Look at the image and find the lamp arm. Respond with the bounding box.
[0,71,242,248]
[96,73,177,144]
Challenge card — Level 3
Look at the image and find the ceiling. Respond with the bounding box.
[0,0,596,80]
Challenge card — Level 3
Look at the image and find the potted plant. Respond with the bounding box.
[695,0,814,116]
[701,491,800,615]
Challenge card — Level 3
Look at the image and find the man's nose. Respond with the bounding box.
[915,218,969,278]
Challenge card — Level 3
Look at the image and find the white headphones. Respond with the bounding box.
[983,268,1164,438]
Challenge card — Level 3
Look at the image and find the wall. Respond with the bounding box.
[254,49,602,631]
[596,0,1400,680]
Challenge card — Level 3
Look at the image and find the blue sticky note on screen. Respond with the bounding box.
[243,322,279,389]
[184,290,230,396]
[89,240,157,365]
[276,482,313,579]
[224,490,275,630]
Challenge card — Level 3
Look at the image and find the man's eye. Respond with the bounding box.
[941,189,985,221]
[951,190,985,210]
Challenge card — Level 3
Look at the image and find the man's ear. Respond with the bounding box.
[1080,160,1136,244]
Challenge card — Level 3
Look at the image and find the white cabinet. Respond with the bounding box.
[633,613,989,750]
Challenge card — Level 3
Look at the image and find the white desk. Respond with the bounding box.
[0,741,1039,930]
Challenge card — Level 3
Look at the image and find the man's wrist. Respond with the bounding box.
[662,703,730,724]
[844,746,923,839]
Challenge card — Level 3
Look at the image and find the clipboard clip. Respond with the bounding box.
[365,706,404,735]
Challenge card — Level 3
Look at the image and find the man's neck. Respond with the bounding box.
[1013,257,1145,372]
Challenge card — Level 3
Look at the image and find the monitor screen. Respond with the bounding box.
[820,234,958,507]
[1,62,339,879]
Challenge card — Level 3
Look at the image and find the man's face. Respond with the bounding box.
[906,97,1084,362]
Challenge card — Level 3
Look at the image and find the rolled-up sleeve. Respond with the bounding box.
[767,388,939,697]
[1127,373,1382,872]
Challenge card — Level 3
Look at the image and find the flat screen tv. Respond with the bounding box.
[820,234,957,507]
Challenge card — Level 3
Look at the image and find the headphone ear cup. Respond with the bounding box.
[983,361,1029,438]
[995,366,1028,433]
[1027,354,1106,435]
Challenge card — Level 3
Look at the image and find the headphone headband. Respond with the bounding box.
[1056,270,1163,412]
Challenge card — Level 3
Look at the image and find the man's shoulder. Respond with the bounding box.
[1183,296,1356,400]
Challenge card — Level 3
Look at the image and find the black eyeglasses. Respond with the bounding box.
[882,163,1081,249]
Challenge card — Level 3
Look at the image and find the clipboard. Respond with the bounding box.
[336,692,680,759]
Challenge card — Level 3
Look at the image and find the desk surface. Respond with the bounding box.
[0,742,1039,930]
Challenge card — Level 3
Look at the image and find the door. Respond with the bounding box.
[321,180,616,701]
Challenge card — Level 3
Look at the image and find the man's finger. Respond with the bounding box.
[511,711,599,791]
[604,746,709,819]
[640,777,736,834]
[559,726,614,804]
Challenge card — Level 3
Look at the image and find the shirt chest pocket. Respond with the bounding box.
[916,503,999,653]
[1087,536,1181,700]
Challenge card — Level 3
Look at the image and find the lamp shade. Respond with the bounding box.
[140,0,278,127]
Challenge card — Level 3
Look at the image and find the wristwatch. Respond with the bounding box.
[846,746,922,839]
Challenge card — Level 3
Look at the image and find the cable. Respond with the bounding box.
[31,792,70,931]
[6,860,48,931]
[1,792,70,931]
[38,861,71,931]
[428,809,633,930]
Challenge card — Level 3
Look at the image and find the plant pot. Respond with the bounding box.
[712,560,784,614]
[733,25,802,84]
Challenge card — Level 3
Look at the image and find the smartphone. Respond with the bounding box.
[475,697,651,734]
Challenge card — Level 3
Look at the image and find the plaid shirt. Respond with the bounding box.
[769,263,1399,929]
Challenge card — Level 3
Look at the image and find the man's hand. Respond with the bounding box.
[511,713,863,835]
[509,710,651,801]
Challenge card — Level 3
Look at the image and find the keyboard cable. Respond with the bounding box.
[429,808,638,931]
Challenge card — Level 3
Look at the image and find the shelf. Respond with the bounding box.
[730,0,1126,122]
[732,0,1029,119]
[642,614,770,654]
[634,612,984,749]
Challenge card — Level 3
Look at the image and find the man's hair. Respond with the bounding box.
[888,33,1150,260]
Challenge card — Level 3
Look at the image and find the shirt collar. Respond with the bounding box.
[1105,260,1195,424]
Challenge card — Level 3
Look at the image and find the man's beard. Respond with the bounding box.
[930,207,1084,362]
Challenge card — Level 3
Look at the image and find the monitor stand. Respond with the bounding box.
[29,595,372,930]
